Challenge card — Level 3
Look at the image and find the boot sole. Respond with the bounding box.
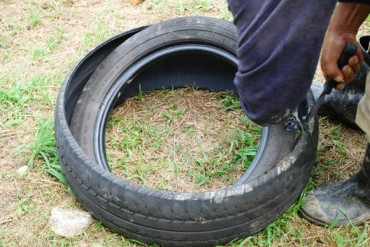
[300,207,370,226]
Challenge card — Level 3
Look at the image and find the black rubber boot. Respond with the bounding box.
[310,35,370,126]
[300,144,370,226]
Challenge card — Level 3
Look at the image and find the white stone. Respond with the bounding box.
[16,166,29,176]
[49,208,94,238]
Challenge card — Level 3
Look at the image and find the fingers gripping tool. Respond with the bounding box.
[285,43,357,133]
[308,43,358,120]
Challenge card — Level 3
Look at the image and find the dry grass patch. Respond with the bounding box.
[314,117,367,186]
[106,88,261,192]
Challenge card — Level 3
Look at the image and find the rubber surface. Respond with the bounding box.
[55,17,319,246]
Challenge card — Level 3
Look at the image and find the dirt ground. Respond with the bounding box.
[0,0,369,246]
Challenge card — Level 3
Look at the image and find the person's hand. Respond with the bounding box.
[321,32,362,90]
[320,3,370,90]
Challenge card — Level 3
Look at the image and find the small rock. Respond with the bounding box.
[128,0,145,6]
[16,166,29,176]
[49,208,94,238]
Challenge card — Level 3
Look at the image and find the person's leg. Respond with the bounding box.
[301,73,370,226]
[356,74,370,142]
[355,70,370,189]
[227,0,336,125]
[357,36,370,142]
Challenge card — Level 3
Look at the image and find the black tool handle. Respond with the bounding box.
[323,43,358,94]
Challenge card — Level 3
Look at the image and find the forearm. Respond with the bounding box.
[328,3,370,36]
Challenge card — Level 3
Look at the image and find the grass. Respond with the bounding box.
[26,118,66,185]
[0,74,58,128]
[83,21,110,51]
[0,0,369,246]
[147,0,231,20]
[27,7,41,30]
[33,28,65,58]
[105,88,261,192]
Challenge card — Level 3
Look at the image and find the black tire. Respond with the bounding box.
[56,17,319,246]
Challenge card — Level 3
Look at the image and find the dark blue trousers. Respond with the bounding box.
[228,0,337,125]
